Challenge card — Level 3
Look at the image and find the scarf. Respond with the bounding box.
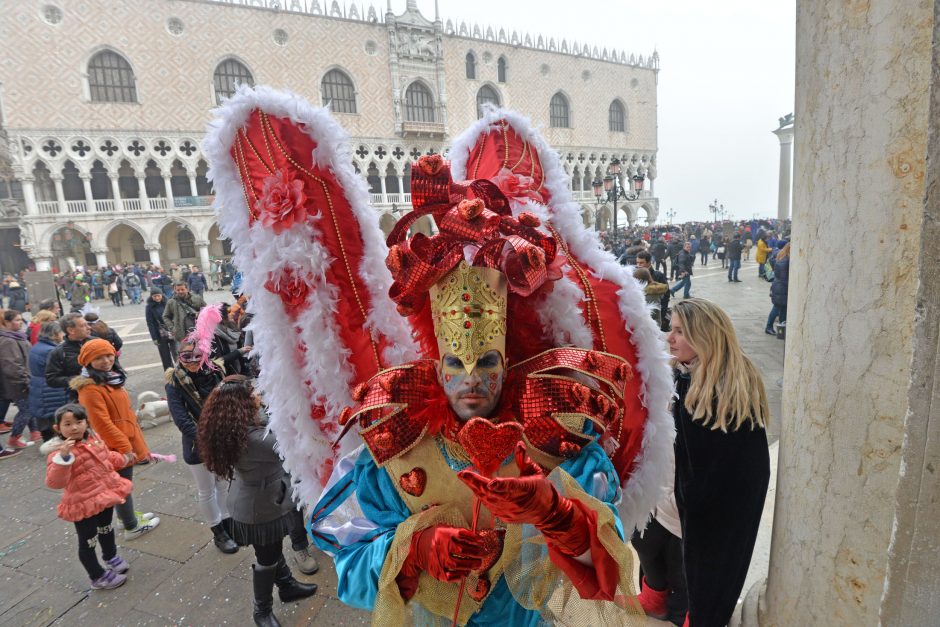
[0,329,27,342]
[82,366,127,387]
[214,324,240,354]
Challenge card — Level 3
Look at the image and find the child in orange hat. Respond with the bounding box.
[72,338,160,540]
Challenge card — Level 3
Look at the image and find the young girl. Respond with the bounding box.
[43,403,134,590]
[71,338,160,539]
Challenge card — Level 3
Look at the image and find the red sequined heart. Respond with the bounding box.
[474,528,505,574]
[399,468,427,497]
[457,418,524,476]
[469,575,491,602]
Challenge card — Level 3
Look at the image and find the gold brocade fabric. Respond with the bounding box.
[370,438,646,627]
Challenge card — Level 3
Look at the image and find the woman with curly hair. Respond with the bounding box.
[666,298,770,627]
[197,375,316,627]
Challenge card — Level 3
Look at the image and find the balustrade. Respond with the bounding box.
[65,200,88,214]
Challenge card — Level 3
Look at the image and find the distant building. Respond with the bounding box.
[0,0,659,273]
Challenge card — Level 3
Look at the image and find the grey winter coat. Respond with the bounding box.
[0,330,30,400]
[162,293,206,341]
[227,425,293,545]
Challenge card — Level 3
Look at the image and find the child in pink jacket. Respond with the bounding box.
[44,403,135,590]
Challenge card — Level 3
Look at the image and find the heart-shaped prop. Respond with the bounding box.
[399,467,427,497]
[457,418,524,476]
[469,575,491,602]
[473,528,505,574]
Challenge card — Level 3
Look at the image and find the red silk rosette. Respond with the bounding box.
[264,265,313,319]
[386,155,563,314]
[255,169,309,234]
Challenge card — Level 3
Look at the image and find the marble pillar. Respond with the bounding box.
[772,124,793,221]
[52,176,66,215]
[759,1,936,626]
[92,248,108,269]
[32,255,52,272]
[196,240,210,272]
[109,176,124,212]
[21,178,38,215]
[146,244,161,268]
[81,175,95,214]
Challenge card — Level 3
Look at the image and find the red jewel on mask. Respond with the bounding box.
[464,320,472,329]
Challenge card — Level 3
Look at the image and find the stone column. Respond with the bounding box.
[756,2,937,626]
[109,175,124,212]
[92,247,108,269]
[80,174,95,214]
[145,244,161,267]
[20,177,38,215]
[163,175,175,208]
[137,176,149,210]
[31,253,52,272]
[379,176,388,203]
[196,240,210,271]
[397,175,405,196]
[52,175,66,215]
[188,174,198,197]
[772,124,794,221]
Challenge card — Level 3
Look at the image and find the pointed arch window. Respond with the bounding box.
[405,82,435,123]
[177,229,196,259]
[550,92,570,128]
[321,69,357,114]
[87,50,137,103]
[609,100,626,132]
[476,85,501,118]
[497,56,508,83]
[213,59,254,105]
[466,52,477,79]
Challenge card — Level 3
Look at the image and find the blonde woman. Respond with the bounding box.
[666,298,770,627]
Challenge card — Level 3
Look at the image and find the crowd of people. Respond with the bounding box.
[0,216,788,626]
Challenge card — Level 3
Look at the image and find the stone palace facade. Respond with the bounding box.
[0,0,659,273]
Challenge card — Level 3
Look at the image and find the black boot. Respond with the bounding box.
[274,557,317,602]
[221,517,234,537]
[211,522,238,554]
[252,563,281,627]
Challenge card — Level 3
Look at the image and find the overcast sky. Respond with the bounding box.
[416,0,796,224]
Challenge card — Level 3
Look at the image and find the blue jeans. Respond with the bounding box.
[766,304,787,332]
[671,275,692,298]
[1,398,35,438]
[129,286,142,304]
[728,259,741,281]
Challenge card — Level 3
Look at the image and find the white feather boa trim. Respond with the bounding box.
[450,109,676,533]
[202,85,419,507]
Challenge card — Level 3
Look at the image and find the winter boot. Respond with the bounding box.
[273,557,317,602]
[211,522,238,554]
[636,576,669,620]
[252,563,281,627]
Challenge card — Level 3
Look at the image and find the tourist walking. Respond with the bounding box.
[670,242,694,299]
[28,322,69,441]
[0,309,39,449]
[187,266,209,296]
[45,312,91,399]
[145,289,175,369]
[124,271,142,305]
[165,339,237,554]
[6,281,28,313]
[71,339,160,539]
[726,234,743,283]
[108,275,124,307]
[765,243,790,336]
[162,282,206,344]
[667,299,771,627]
[198,376,317,627]
[43,403,134,590]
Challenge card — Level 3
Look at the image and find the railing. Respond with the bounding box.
[124,198,144,211]
[66,200,87,214]
[94,199,116,212]
[370,193,384,204]
[37,201,59,215]
[149,197,169,210]
[401,121,447,137]
[385,192,402,204]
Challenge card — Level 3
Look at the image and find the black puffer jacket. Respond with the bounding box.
[44,338,87,391]
[165,366,223,464]
[770,256,790,307]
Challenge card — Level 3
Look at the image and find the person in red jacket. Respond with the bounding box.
[44,403,134,590]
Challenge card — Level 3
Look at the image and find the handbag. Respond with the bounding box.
[108,282,118,294]
[764,261,775,281]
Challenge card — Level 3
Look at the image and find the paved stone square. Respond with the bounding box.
[0,258,782,625]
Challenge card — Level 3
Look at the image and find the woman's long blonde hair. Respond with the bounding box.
[672,299,770,432]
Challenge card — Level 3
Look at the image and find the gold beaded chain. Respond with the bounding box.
[548,222,607,352]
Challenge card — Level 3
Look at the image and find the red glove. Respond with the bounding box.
[457,442,590,557]
[396,524,487,600]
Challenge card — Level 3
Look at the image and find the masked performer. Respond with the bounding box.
[204,87,674,626]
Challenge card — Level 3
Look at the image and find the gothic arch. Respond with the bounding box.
[150,216,199,243]
[98,218,150,246]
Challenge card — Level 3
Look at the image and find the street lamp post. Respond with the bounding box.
[593,158,645,233]
[666,207,677,224]
[708,199,724,224]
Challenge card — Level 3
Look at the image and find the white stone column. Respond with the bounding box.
[32,254,52,272]
[109,175,124,212]
[397,175,405,195]
[92,247,108,269]
[773,124,794,221]
[188,174,198,197]
[379,176,388,203]
[52,175,66,215]
[137,176,149,210]
[64,256,76,271]
[196,240,210,271]
[81,174,95,214]
[146,244,161,267]
[756,1,937,625]
[163,175,175,208]
[20,178,38,215]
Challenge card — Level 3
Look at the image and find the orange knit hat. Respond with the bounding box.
[78,338,116,366]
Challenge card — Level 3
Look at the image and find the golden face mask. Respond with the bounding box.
[429,262,507,374]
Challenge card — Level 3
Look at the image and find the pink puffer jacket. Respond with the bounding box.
[44,436,133,522]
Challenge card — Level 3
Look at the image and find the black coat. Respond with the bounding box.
[770,257,790,307]
[166,366,223,464]
[6,286,28,313]
[676,250,694,276]
[673,370,769,627]
[145,296,167,341]
[726,239,743,261]
[45,338,87,391]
